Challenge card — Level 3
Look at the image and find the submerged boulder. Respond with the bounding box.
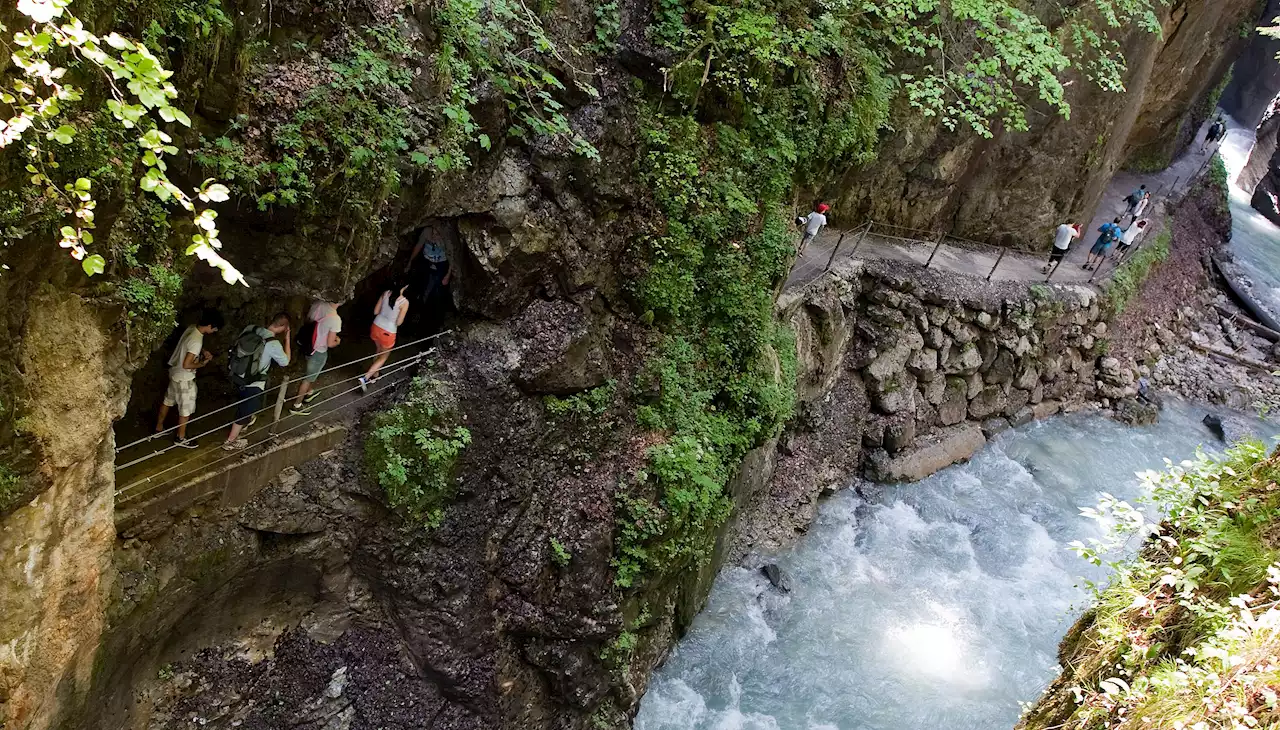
[760,564,792,592]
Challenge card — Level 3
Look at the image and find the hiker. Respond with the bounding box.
[291,301,341,416]
[1042,221,1081,274]
[360,278,411,391]
[1123,185,1148,217]
[1202,117,1226,153]
[1114,219,1149,262]
[797,203,829,253]
[1083,217,1123,271]
[1131,190,1151,220]
[155,308,224,448]
[222,313,291,451]
[406,228,451,313]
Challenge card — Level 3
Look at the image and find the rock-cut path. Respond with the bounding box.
[784,120,1220,291]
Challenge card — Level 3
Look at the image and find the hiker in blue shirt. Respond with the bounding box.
[1083,217,1123,271]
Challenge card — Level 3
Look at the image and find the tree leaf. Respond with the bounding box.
[81,254,105,276]
[203,183,230,202]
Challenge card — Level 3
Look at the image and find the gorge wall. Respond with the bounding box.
[0,0,1263,728]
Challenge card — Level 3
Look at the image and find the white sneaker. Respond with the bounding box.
[221,438,248,452]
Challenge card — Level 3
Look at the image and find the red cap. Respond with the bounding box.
[817,203,830,214]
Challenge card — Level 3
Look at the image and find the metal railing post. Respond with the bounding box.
[269,375,290,435]
[824,231,848,272]
[847,220,872,256]
[924,231,946,268]
[985,247,1007,282]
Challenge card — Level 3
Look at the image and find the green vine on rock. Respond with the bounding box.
[1,0,243,284]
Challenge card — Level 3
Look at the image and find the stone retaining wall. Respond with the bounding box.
[779,258,1112,484]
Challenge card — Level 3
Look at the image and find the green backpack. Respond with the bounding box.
[228,326,270,388]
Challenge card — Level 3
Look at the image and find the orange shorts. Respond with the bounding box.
[370,324,396,350]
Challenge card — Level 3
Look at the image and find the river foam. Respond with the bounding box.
[635,401,1277,730]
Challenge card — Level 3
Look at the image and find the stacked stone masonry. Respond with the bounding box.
[781,259,1110,484]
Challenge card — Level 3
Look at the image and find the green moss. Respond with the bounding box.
[0,464,22,512]
[544,380,616,421]
[364,376,471,530]
[1128,148,1172,173]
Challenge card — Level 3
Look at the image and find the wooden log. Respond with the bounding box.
[1189,341,1278,376]
[1212,303,1280,343]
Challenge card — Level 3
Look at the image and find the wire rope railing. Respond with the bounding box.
[114,350,431,503]
[115,329,453,454]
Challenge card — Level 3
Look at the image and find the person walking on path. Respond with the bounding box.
[360,279,410,391]
[1131,189,1151,221]
[291,301,341,416]
[155,308,223,448]
[797,203,829,253]
[1084,217,1123,271]
[222,312,291,451]
[406,228,451,314]
[1201,117,1226,153]
[1114,219,1149,263]
[1043,221,1081,274]
[1123,185,1148,217]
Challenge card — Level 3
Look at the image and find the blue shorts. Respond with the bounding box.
[1090,239,1111,256]
[304,351,328,382]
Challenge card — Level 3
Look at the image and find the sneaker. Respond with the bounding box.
[173,437,199,449]
[290,404,312,416]
[221,439,248,452]
[302,391,320,404]
[247,414,258,429]
[358,375,369,393]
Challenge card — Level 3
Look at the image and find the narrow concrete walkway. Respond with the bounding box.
[786,119,1220,291]
[113,331,441,509]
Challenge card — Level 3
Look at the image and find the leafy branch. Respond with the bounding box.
[1,0,243,284]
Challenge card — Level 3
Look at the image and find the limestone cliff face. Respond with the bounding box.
[830,0,1251,247]
[0,274,134,729]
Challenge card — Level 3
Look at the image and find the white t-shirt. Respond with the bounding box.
[372,291,408,334]
[167,326,203,383]
[804,212,828,236]
[309,301,342,354]
[1133,197,1149,217]
[1053,224,1076,250]
[1121,223,1147,246]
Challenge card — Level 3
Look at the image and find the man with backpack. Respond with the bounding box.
[1202,117,1226,153]
[290,301,341,416]
[1083,217,1124,271]
[222,313,291,451]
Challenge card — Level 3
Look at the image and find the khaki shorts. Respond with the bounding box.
[163,377,197,418]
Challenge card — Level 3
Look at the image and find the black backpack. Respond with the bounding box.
[296,320,317,357]
[228,326,270,388]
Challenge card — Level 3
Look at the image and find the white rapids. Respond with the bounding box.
[635,401,1277,730]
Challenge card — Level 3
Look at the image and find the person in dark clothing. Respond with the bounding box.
[406,229,451,309]
[1202,118,1226,153]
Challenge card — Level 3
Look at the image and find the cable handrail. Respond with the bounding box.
[116,328,453,452]
[116,373,418,507]
[115,355,417,471]
[115,352,428,501]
